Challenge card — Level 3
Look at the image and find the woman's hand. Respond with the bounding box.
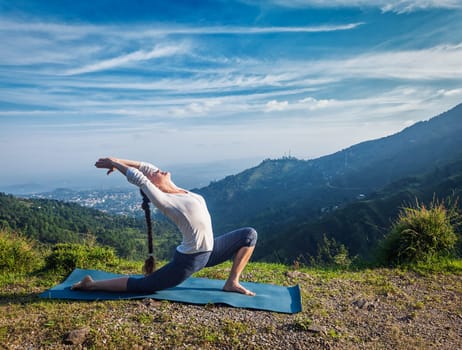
[95,157,129,176]
[95,157,117,175]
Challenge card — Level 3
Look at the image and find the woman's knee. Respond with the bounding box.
[244,227,257,247]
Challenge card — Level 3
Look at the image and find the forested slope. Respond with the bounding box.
[254,159,462,263]
[0,193,179,260]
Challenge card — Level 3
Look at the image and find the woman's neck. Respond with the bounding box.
[160,184,187,194]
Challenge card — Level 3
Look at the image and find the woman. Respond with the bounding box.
[72,157,257,296]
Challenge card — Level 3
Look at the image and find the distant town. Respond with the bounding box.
[25,188,150,217]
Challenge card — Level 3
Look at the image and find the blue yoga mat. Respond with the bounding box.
[39,269,302,314]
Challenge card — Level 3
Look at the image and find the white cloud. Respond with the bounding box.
[308,44,462,81]
[0,17,363,75]
[437,88,462,97]
[298,97,332,110]
[0,18,98,40]
[170,100,223,117]
[0,16,362,40]
[120,23,364,38]
[64,44,189,75]
[378,0,462,14]
[265,100,289,112]
[4,14,460,85]
[260,0,462,13]
[172,23,364,34]
[1,15,461,155]
[3,39,461,123]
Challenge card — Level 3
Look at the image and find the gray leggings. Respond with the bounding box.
[127,227,257,293]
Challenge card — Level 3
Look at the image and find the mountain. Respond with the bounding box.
[196,103,462,260]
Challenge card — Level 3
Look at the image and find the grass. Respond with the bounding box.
[380,197,460,265]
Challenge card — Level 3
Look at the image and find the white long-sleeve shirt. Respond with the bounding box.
[126,162,214,254]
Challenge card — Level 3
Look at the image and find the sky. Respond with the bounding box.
[1,0,462,190]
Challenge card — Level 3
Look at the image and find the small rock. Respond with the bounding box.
[306,324,323,334]
[63,327,90,345]
[352,299,367,309]
[286,271,313,280]
[352,298,376,311]
[398,314,414,323]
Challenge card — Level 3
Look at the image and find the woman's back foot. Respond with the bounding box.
[71,275,94,291]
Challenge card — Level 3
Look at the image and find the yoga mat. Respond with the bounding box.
[39,268,302,314]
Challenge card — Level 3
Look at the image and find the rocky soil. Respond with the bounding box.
[1,268,461,349]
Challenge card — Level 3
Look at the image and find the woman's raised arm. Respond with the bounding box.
[95,157,134,176]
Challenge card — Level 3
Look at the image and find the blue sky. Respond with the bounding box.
[1,0,462,189]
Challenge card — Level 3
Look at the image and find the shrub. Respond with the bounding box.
[45,242,118,273]
[0,229,43,274]
[310,234,352,268]
[380,197,459,265]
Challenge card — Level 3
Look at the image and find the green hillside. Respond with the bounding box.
[255,159,462,263]
[0,193,179,261]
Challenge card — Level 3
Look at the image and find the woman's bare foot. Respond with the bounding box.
[71,275,94,290]
[223,281,256,296]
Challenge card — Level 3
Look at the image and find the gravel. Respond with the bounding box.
[1,268,461,349]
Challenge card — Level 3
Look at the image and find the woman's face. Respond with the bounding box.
[148,170,172,189]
